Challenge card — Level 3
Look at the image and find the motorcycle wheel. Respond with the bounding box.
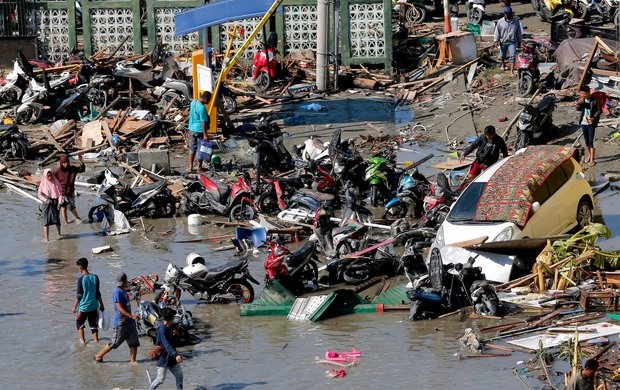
[254,71,272,93]
[298,261,319,287]
[482,296,499,316]
[468,8,483,24]
[517,73,534,97]
[10,140,28,159]
[229,204,255,222]
[575,1,588,19]
[343,259,373,284]
[257,190,280,214]
[450,3,459,16]
[406,5,426,24]
[14,108,33,124]
[146,327,158,343]
[428,248,444,291]
[0,87,19,105]
[514,131,531,151]
[370,185,380,207]
[220,92,237,114]
[160,91,184,110]
[383,203,406,221]
[222,279,255,303]
[153,193,176,218]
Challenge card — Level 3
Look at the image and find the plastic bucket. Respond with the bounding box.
[197,140,214,162]
[188,214,203,226]
[451,17,458,32]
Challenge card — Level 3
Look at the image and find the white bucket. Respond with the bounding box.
[187,214,203,226]
[451,17,458,33]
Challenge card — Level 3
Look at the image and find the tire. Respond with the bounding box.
[298,260,319,286]
[10,140,28,159]
[153,194,176,218]
[220,92,237,114]
[160,91,184,110]
[517,73,534,97]
[254,71,272,92]
[575,1,588,19]
[257,190,280,214]
[0,87,19,105]
[468,8,483,24]
[576,199,592,229]
[514,131,530,151]
[450,3,459,17]
[229,203,255,222]
[483,296,499,316]
[146,327,158,343]
[343,259,374,284]
[406,5,426,24]
[429,248,444,291]
[370,185,379,207]
[87,87,108,109]
[615,9,620,25]
[222,279,255,303]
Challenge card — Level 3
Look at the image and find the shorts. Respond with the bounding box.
[60,193,77,211]
[108,323,140,349]
[467,160,488,178]
[188,131,202,153]
[499,42,516,62]
[76,310,98,332]
[582,125,595,148]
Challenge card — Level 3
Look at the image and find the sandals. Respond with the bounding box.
[588,162,596,167]
[94,356,103,363]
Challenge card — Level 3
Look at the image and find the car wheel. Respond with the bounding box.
[576,200,592,229]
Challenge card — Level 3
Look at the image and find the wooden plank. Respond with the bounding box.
[342,238,394,259]
[117,161,154,184]
[578,40,598,90]
[431,159,474,170]
[101,121,115,149]
[0,162,7,174]
[42,128,65,153]
[449,236,488,248]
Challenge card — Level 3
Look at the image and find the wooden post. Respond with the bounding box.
[577,40,598,91]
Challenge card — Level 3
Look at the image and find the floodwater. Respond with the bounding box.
[0,170,617,389]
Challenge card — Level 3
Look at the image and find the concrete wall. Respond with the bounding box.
[0,37,37,68]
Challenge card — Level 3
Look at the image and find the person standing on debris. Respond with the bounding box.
[54,154,85,224]
[72,257,104,344]
[493,6,522,74]
[38,168,63,242]
[576,85,602,167]
[94,272,140,364]
[566,359,599,390]
[149,307,184,389]
[187,91,212,174]
[459,125,508,181]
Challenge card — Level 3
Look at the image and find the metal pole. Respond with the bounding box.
[316,0,329,91]
[202,28,209,68]
[333,0,340,91]
[443,0,452,33]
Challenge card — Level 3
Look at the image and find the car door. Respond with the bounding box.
[533,166,571,236]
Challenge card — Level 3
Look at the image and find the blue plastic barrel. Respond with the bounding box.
[197,140,214,162]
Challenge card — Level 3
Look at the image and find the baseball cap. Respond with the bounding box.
[115,272,128,286]
[504,6,513,14]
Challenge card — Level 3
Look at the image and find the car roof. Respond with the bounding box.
[471,145,577,227]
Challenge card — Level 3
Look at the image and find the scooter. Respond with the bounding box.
[14,71,75,123]
[263,237,319,294]
[383,167,430,220]
[365,155,394,207]
[513,94,556,151]
[87,169,176,224]
[182,171,256,221]
[256,175,306,214]
[248,115,293,173]
[162,252,260,303]
[534,0,576,22]
[252,32,280,92]
[516,41,543,97]
[0,60,29,105]
[0,124,29,159]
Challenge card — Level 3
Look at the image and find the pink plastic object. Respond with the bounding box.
[327,369,347,378]
[324,348,362,362]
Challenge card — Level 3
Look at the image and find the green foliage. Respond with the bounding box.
[550,223,620,269]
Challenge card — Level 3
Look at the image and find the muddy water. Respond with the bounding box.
[0,180,616,389]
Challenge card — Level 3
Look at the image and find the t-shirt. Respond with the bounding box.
[581,99,591,125]
[566,372,594,390]
[188,99,209,133]
[76,274,101,313]
[112,287,133,328]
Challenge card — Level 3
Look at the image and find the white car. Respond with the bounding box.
[427,145,594,277]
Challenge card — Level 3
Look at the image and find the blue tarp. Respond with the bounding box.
[175,0,281,36]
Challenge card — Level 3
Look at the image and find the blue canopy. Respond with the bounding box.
[175,0,281,36]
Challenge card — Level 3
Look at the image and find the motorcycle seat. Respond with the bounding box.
[205,259,243,280]
[132,180,167,195]
[146,301,162,317]
[286,241,316,267]
[299,188,335,202]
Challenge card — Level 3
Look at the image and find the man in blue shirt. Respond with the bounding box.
[494,7,522,74]
[149,307,184,389]
[72,258,104,344]
[188,91,212,173]
[94,272,140,364]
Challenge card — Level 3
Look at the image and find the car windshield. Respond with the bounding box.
[447,182,486,223]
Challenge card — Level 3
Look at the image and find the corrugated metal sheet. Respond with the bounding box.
[287,295,330,321]
[372,286,409,305]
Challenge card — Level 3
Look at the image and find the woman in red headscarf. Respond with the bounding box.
[38,169,63,241]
